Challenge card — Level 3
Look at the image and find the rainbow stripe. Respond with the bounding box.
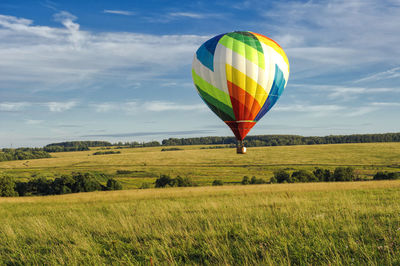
[192,31,289,140]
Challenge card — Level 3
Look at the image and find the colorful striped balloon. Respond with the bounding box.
[192,31,289,141]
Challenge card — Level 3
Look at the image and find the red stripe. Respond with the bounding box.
[227,81,261,121]
[225,121,256,141]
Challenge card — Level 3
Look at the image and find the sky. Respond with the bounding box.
[0,0,400,148]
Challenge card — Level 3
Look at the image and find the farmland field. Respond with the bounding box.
[1,142,399,188]
[1,142,400,264]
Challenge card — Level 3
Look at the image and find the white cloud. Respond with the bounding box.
[0,12,208,92]
[44,101,77,112]
[25,119,44,125]
[144,101,205,111]
[275,104,344,113]
[353,67,400,83]
[168,12,205,19]
[371,102,400,107]
[289,84,399,101]
[0,102,30,111]
[261,0,400,77]
[103,10,134,16]
[91,103,118,112]
[89,101,205,113]
[345,106,378,117]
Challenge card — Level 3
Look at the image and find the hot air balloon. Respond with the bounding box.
[192,31,289,153]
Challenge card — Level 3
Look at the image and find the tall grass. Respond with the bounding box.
[1,143,400,188]
[1,181,399,264]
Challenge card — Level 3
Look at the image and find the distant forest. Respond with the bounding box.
[0,148,50,162]
[1,133,400,162]
[161,132,400,146]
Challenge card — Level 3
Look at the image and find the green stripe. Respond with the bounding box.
[219,35,265,69]
[195,85,235,121]
[227,32,263,53]
[192,69,233,108]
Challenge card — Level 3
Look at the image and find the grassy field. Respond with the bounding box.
[1,142,400,188]
[1,143,400,264]
[1,181,400,264]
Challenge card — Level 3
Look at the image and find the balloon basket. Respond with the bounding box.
[236,141,247,154]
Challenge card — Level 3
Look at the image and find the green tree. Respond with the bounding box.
[212,180,224,186]
[274,169,290,183]
[241,176,250,185]
[0,176,18,197]
[106,178,123,190]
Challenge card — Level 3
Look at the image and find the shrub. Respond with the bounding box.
[139,182,152,189]
[333,167,355,181]
[241,176,250,185]
[172,176,195,187]
[269,176,277,184]
[0,176,18,197]
[212,180,224,186]
[70,172,103,192]
[93,151,121,155]
[250,176,266,184]
[161,148,183,152]
[155,175,196,188]
[116,170,135,175]
[106,178,123,190]
[155,175,173,188]
[291,170,317,182]
[373,171,400,180]
[52,175,74,195]
[274,169,290,183]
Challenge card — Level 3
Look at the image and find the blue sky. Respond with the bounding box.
[0,0,399,147]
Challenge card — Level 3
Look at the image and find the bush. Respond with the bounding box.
[373,171,400,180]
[70,172,103,192]
[116,170,135,175]
[139,182,152,189]
[291,170,317,182]
[172,176,195,187]
[274,169,290,183]
[212,180,224,186]
[161,148,183,152]
[106,178,123,190]
[52,175,74,195]
[333,167,355,181]
[155,175,196,188]
[155,175,173,188]
[241,176,250,185]
[0,176,18,197]
[93,151,121,155]
[269,176,277,184]
[250,176,266,184]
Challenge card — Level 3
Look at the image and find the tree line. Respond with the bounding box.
[44,141,113,152]
[162,133,400,146]
[0,172,122,197]
[0,148,51,162]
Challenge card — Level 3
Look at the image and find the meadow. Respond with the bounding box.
[1,181,400,264]
[1,142,400,264]
[1,142,399,188]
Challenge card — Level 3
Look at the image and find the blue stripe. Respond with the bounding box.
[254,64,286,121]
[196,33,224,71]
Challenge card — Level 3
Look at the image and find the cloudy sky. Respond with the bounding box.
[1,0,399,147]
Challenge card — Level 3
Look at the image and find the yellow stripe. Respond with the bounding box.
[251,32,290,70]
[225,64,268,106]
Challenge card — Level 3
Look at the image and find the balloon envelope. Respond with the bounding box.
[192,31,289,140]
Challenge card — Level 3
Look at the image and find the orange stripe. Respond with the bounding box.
[227,81,261,121]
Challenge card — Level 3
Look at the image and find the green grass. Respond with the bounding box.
[1,181,400,264]
[1,142,400,188]
[1,143,400,264]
